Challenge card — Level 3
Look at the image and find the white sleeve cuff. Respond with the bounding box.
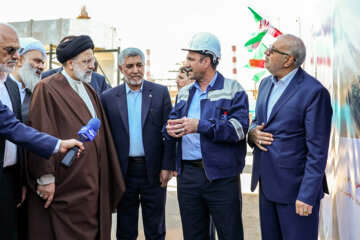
[37,174,55,185]
[53,140,61,154]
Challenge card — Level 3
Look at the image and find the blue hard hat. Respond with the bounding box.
[182,32,221,59]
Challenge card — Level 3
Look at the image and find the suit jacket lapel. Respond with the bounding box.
[267,69,302,124]
[141,81,152,128]
[5,77,21,120]
[116,84,129,135]
[262,80,274,125]
[1,78,21,172]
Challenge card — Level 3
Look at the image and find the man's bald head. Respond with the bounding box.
[276,34,306,67]
[0,23,18,42]
[0,23,20,71]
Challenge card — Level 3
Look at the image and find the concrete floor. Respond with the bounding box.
[111,153,261,240]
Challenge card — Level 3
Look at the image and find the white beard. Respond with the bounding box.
[0,61,16,73]
[74,63,92,83]
[124,74,143,86]
[18,61,41,92]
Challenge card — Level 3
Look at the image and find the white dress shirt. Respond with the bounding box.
[0,73,18,168]
[62,70,96,118]
[10,74,27,104]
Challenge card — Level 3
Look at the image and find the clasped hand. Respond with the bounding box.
[166,117,199,138]
[248,123,274,152]
[37,183,55,208]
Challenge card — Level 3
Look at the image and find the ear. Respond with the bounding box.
[67,59,75,70]
[203,57,211,69]
[283,55,296,68]
[17,56,25,67]
[118,65,124,74]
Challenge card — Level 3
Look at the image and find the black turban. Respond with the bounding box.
[56,35,94,63]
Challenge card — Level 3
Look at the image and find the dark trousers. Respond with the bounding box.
[259,186,320,240]
[0,166,17,240]
[177,162,243,240]
[17,198,28,240]
[117,161,166,240]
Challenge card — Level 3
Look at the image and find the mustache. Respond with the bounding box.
[130,74,142,78]
[6,60,17,64]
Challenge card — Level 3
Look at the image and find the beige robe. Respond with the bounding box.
[25,73,125,240]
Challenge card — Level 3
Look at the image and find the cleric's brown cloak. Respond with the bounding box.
[25,72,125,240]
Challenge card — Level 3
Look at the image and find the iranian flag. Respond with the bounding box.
[248,7,283,38]
[249,59,264,68]
[252,70,267,83]
[244,43,267,68]
[267,25,282,37]
[243,43,268,82]
[244,31,267,51]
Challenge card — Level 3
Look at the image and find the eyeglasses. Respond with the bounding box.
[2,46,23,56]
[268,45,296,61]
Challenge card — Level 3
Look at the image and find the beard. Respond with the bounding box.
[124,74,143,86]
[74,63,92,83]
[18,61,41,92]
[0,60,17,73]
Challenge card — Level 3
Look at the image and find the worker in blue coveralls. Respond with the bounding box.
[163,32,249,240]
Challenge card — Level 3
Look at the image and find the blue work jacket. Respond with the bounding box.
[162,72,249,180]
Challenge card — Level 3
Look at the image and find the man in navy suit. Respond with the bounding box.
[0,23,84,240]
[42,35,111,96]
[101,47,175,240]
[248,34,332,240]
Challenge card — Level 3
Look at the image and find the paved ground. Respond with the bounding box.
[111,153,261,240]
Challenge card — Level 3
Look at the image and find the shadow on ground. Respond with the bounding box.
[111,191,260,240]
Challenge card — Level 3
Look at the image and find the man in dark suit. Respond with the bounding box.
[0,23,84,240]
[248,34,332,240]
[41,35,111,96]
[7,36,47,239]
[0,69,23,240]
[101,47,175,240]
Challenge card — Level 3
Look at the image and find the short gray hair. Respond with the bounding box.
[278,34,306,67]
[118,47,145,67]
[0,23,19,43]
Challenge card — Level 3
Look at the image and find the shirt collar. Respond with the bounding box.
[193,72,218,92]
[61,69,82,85]
[0,71,7,87]
[9,74,26,92]
[125,81,143,94]
[271,67,299,85]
